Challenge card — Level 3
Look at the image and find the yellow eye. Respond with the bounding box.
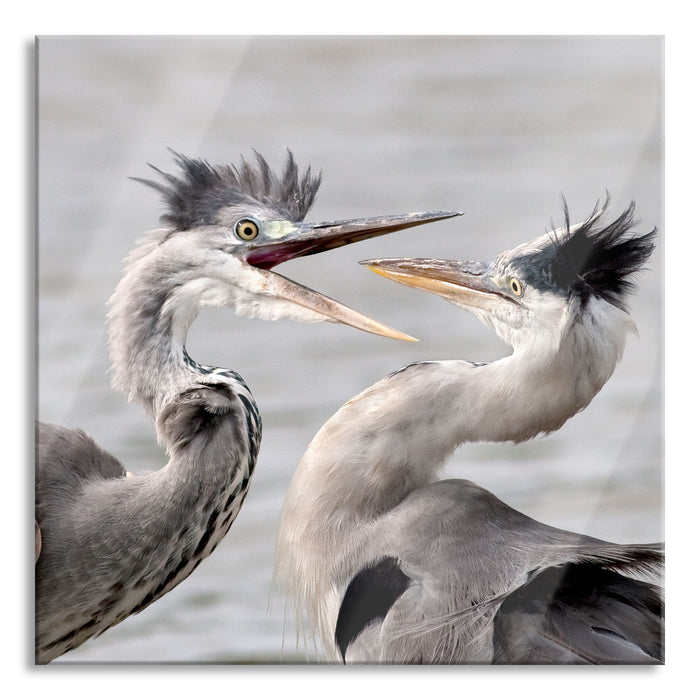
[509,277,523,296]
[234,218,260,241]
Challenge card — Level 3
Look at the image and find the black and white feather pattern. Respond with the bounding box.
[516,197,656,310]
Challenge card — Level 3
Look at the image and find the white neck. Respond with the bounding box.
[276,297,632,642]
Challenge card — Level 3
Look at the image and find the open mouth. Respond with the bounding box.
[242,212,462,341]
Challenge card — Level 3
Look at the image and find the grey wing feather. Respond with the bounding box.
[36,421,126,484]
[340,481,663,664]
[492,563,664,664]
[35,421,126,560]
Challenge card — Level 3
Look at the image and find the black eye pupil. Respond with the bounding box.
[236,219,258,239]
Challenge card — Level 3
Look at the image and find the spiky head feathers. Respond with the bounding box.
[512,199,657,311]
[134,149,322,230]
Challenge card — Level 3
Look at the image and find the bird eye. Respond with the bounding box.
[509,277,523,296]
[234,218,260,241]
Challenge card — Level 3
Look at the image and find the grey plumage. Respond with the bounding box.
[36,379,258,662]
[492,557,663,663]
[335,480,662,664]
[35,151,459,663]
[276,200,663,664]
[133,149,322,229]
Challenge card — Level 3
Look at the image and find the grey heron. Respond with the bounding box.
[35,150,459,663]
[275,200,663,664]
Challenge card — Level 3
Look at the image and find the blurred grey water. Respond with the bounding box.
[37,35,662,663]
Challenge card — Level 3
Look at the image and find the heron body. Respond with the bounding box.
[276,201,663,663]
[35,151,459,663]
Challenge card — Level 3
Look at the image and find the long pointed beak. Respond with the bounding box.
[246,211,462,269]
[254,270,419,341]
[360,257,516,313]
[245,212,462,341]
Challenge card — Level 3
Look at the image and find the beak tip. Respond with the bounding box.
[360,261,400,282]
[377,327,419,343]
[394,333,420,343]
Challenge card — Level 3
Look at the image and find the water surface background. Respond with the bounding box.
[37,35,662,663]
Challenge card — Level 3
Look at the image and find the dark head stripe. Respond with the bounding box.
[517,199,656,310]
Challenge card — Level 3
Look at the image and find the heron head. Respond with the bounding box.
[362,198,656,353]
[134,150,461,341]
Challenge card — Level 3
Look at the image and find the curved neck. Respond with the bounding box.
[103,232,261,538]
[276,313,629,632]
[107,235,207,419]
[38,234,265,660]
[287,301,629,526]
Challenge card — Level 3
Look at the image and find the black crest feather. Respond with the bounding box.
[133,149,322,230]
[519,197,657,311]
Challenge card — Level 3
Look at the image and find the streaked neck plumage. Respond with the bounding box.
[107,229,242,423]
[105,227,262,587]
[37,232,262,662]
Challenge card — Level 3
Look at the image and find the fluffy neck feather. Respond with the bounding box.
[107,231,212,420]
[276,296,633,641]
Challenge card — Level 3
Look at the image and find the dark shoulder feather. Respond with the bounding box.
[335,556,412,662]
[520,197,657,310]
[132,149,322,230]
[493,562,664,664]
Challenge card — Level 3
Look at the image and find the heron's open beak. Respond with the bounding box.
[360,257,516,314]
[246,212,462,341]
